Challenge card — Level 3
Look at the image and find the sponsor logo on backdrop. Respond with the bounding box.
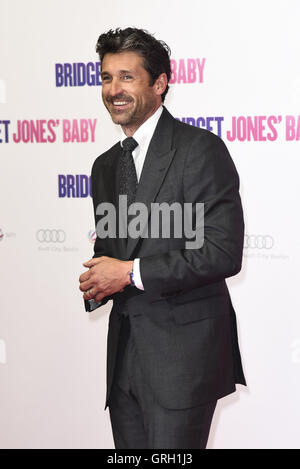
[54,58,206,87]
[0,339,6,365]
[243,233,289,261]
[0,119,97,143]
[36,229,66,243]
[36,228,78,253]
[88,230,96,243]
[0,228,16,241]
[244,234,274,249]
[58,174,91,198]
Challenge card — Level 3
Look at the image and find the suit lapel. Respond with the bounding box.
[126,107,177,259]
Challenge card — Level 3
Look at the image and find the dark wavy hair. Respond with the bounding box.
[96,27,171,102]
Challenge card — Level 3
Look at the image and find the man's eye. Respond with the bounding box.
[102,76,111,82]
[123,75,132,80]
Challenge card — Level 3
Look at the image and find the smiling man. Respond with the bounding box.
[101,50,164,132]
[79,27,246,449]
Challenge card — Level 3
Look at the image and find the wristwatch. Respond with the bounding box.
[129,269,135,286]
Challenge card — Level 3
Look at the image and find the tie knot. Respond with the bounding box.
[122,137,138,153]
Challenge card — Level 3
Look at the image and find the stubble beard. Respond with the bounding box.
[107,104,137,126]
[104,91,157,130]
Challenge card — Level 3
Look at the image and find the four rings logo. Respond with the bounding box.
[36,229,66,243]
[244,234,274,249]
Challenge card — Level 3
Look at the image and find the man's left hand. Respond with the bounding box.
[79,256,133,303]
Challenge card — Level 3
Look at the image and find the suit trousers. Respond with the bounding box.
[107,313,217,449]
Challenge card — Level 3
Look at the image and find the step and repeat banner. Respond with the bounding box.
[1,0,299,449]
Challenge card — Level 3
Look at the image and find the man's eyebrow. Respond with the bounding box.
[101,69,134,76]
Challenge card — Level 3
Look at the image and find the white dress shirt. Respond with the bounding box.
[120,105,163,290]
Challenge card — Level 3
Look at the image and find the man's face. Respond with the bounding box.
[101,51,161,132]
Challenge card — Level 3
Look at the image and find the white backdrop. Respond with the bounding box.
[1,0,299,449]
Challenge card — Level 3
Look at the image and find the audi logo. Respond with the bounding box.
[36,229,66,243]
[244,234,274,249]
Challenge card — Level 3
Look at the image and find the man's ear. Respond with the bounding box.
[154,73,168,97]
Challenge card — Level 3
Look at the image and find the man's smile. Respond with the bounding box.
[110,100,132,111]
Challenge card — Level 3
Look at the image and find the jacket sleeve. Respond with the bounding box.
[139,131,244,300]
[84,158,113,312]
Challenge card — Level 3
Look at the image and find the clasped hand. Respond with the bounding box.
[79,256,133,303]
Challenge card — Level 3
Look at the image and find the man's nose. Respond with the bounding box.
[109,79,123,97]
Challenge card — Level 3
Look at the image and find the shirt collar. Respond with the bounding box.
[120,105,163,148]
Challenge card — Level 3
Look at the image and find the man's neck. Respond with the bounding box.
[121,102,162,137]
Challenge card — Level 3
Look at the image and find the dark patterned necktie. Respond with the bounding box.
[119,137,139,206]
[119,137,139,241]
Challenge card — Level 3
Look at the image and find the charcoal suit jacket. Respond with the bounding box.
[86,106,246,410]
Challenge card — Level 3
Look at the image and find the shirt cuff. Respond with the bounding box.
[133,258,144,290]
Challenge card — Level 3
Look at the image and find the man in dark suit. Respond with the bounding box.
[79,27,246,449]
